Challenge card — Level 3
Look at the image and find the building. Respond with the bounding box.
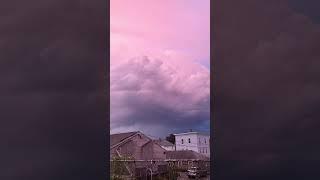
[110,131,167,160]
[153,139,175,151]
[174,131,210,157]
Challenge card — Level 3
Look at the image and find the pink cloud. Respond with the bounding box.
[110,56,210,135]
[110,0,210,135]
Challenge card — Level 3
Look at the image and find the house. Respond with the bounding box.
[174,131,210,157]
[110,131,167,160]
[153,139,175,151]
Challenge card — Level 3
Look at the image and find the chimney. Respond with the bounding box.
[189,129,193,132]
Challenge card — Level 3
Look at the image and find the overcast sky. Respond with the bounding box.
[110,0,210,137]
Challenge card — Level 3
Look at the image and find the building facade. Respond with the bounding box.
[174,132,210,157]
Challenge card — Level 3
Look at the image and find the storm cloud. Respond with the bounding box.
[110,0,210,137]
[213,0,320,179]
[110,56,210,136]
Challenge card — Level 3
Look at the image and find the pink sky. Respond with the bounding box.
[111,0,210,67]
[110,0,210,136]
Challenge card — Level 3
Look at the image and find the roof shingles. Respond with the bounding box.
[110,131,138,147]
[166,150,209,160]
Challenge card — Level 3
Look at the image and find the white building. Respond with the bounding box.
[174,131,210,157]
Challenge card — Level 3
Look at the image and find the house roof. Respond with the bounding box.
[110,131,138,147]
[173,131,210,136]
[154,139,174,147]
[166,150,209,160]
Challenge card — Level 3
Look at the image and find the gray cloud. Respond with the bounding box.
[110,56,210,136]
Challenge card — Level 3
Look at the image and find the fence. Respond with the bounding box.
[110,159,210,180]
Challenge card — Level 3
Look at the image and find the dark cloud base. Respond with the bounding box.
[213,0,320,179]
[110,56,210,136]
[0,0,107,179]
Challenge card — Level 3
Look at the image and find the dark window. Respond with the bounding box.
[205,139,206,144]
[163,152,166,154]
[181,139,184,144]
[188,138,191,143]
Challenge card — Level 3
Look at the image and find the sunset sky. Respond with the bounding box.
[3,0,320,179]
[110,0,210,137]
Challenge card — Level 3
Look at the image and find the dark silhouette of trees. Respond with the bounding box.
[165,134,175,144]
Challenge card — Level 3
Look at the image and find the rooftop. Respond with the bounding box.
[153,139,174,147]
[173,131,210,136]
[110,131,139,147]
[166,150,209,160]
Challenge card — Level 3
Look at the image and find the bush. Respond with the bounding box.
[167,164,179,180]
[110,155,134,178]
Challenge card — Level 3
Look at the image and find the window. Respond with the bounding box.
[199,138,201,144]
[205,148,207,153]
[205,138,207,144]
[181,139,184,144]
[188,138,191,143]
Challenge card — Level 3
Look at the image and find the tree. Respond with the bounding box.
[165,134,175,144]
